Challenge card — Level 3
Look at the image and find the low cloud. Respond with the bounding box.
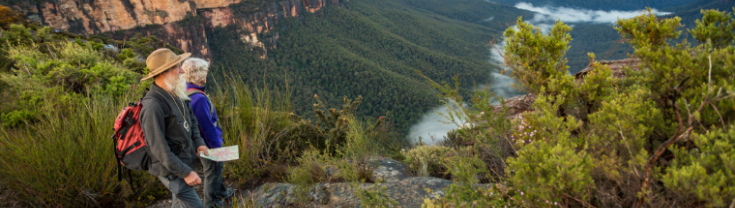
[407,101,467,145]
[407,2,669,145]
[516,2,671,25]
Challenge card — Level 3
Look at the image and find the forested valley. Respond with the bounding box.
[207,0,531,133]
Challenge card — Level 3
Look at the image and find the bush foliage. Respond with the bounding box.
[0,20,402,206]
[423,8,735,208]
[2,4,735,208]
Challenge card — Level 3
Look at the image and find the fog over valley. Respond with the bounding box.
[407,1,670,145]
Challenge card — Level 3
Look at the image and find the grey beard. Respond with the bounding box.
[164,73,190,101]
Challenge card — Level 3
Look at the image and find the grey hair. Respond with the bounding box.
[182,58,209,85]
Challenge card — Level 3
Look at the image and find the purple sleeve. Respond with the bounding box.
[190,94,223,148]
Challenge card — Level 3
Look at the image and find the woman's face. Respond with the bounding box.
[200,69,208,86]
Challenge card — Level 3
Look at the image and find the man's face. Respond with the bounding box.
[162,64,189,99]
[169,65,185,77]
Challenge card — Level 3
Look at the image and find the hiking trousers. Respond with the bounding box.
[201,158,228,208]
[157,175,203,208]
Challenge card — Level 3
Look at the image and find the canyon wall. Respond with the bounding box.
[8,0,338,59]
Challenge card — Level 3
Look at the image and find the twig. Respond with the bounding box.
[708,55,712,89]
[563,192,597,208]
[618,124,641,178]
[683,98,692,118]
[710,103,726,127]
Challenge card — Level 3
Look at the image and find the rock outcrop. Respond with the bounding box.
[250,177,454,208]
[493,58,643,116]
[8,0,339,59]
[574,58,642,80]
[246,158,482,208]
[494,93,536,117]
[144,158,483,208]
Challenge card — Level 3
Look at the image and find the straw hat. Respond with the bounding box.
[140,48,191,81]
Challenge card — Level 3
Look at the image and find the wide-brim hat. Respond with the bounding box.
[140,48,191,81]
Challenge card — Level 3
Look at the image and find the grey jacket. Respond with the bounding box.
[139,83,207,179]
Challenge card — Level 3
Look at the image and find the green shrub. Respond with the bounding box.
[213,75,295,185]
[422,155,494,208]
[0,41,139,127]
[402,145,474,178]
[422,8,735,208]
[662,124,735,207]
[0,90,165,207]
[0,21,182,207]
[288,150,327,203]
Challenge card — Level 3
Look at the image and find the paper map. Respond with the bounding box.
[200,145,239,162]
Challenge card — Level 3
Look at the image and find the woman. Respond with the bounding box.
[182,57,234,208]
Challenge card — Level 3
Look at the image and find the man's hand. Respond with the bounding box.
[184,171,201,186]
[197,146,209,156]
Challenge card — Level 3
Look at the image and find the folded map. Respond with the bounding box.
[199,145,239,162]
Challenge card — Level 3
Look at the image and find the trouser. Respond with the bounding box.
[157,175,203,208]
[201,158,228,208]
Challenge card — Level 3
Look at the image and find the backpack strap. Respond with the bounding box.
[186,88,218,127]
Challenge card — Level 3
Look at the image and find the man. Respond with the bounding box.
[181,58,234,207]
[139,49,209,208]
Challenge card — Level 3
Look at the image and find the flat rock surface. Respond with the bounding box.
[147,158,485,208]
[249,177,454,208]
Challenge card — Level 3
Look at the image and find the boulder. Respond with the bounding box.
[370,158,411,183]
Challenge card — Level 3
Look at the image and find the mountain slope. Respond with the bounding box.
[208,0,528,133]
[666,0,735,26]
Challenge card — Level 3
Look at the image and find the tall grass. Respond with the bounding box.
[0,87,165,207]
[209,75,295,186]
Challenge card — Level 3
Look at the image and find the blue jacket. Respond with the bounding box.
[186,83,224,148]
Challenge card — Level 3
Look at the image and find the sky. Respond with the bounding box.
[407,1,668,145]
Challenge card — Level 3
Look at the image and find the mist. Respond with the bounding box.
[516,3,671,25]
[407,103,467,145]
[407,2,667,145]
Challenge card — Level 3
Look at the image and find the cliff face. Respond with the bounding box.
[9,0,337,59]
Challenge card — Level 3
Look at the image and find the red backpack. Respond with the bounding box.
[111,89,154,190]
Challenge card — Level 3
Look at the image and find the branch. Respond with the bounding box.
[638,55,715,206]
[563,192,597,208]
[710,103,726,127]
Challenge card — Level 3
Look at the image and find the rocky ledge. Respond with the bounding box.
[248,158,492,207]
[148,158,488,208]
[250,176,453,208]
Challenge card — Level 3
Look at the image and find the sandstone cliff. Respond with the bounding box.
[8,0,339,59]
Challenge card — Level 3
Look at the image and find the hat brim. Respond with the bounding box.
[140,53,192,81]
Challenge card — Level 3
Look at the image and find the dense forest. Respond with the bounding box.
[208,0,530,133]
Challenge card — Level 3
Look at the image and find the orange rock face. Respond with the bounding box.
[303,0,326,13]
[200,7,235,28]
[9,0,335,59]
[11,0,239,34]
[193,0,242,9]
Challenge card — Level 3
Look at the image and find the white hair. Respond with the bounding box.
[182,58,209,86]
